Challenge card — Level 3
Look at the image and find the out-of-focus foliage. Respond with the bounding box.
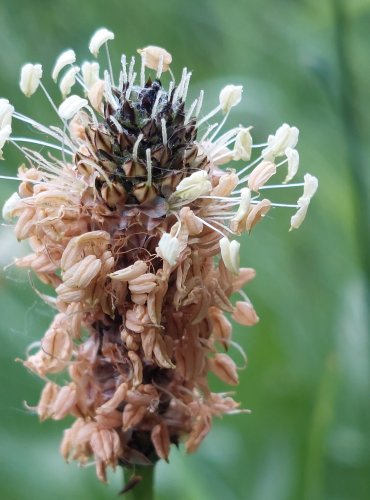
[0,0,369,499]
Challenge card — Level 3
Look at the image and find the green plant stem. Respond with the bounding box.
[122,466,155,500]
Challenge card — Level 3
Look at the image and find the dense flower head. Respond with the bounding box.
[1,28,317,482]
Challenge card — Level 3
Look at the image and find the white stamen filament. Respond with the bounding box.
[168,81,174,99]
[209,110,230,142]
[109,115,123,133]
[174,220,182,238]
[184,98,198,124]
[195,90,204,117]
[258,182,304,190]
[156,54,164,79]
[173,68,187,102]
[146,148,152,186]
[200,122,219,142]
[237,155,264,180]
[199,195,241,202]
[151,91,162,118]
[74,73,89,93]
[209,218,236,235]
[140,54,146,87]
[128,57,135,83]
[13,112,73,149]
[196,104,222,128]
[211,127,240,150]
[39,82,63,120]
[85,105,98,127]
[13,145,62,178]
[0,174,39,183]
[103,70,118,109]
[206,214,239,220]
[133,133,144,161]
[213,151,233,163]
[120,54,127,85]
[168,67,175,82]
[105,42,114,86]
[193,215,227,238]
[10,137,74,155]
[181,72,192,102]
[276,158,288,168]
[125,72,136,100]
[76,158,112,186]
[161,118,167,145]
[261,202,298,208]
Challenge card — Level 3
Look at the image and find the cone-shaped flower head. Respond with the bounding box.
[1,27,317,485]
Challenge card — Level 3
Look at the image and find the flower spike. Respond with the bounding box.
[1,31,317,487]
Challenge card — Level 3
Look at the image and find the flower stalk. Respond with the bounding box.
[122,466,155,500]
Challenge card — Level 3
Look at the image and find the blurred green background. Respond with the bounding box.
[0,0,369,499]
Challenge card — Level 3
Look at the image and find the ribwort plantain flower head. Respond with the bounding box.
[1,28,317,482]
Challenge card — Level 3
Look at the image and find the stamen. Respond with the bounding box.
[156,54,164,79]
[196,104,222,128]
[259,182,304,190]
[161,118,167,145]
[0,174,29,182]
[14,145,62,177]
[213,151,233,163]
[237,155,264,180]
[13,112,74,149]
[74,73,89,93]
[168,81,174,98]
[109,115,123,133]
[193,215,227,238]
[209,110,230,142]
[85,105,99,127]
[39,81,63,120]
[200,122,219,142]
[199,195,241,202]
[173,68,187,102]
[168,67,175,82]
[211,219,238,235]
[146,148,152,186]
[184,98,198,125]
[120,54,127,86]
[128,56,135,83]
[76,158,112,186]
[151,91,162,118]
[11,137,74,155]
[195,90,204,117]
[61,122,67,164]
[276,158,288,167]
[125,72,136,100]
[103,70,118,109]
[132,133,144,161]
[259,202,298,208]
[105,42,115,85]
[181,72,192,102]
[140,54,146,87]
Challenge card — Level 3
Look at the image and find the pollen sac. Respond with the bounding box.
[19,63,43,97]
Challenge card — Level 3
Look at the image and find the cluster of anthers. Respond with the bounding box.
[1,28,317,482]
